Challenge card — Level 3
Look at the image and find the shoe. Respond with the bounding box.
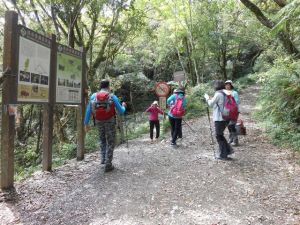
[215,156,232,161]
[228,146,234,155]
[170,142,177,147]
[104,164,115,172]
[231,142,238,147]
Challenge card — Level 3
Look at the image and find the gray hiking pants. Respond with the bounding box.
[228,121,238,144]
[96,117,116,166]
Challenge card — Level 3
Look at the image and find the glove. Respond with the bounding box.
[204,93,209,101]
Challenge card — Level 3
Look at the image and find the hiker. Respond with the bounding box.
[224,80,240,146]
[84,79,126,172]
[204,80,233,160]
[167,88,187,146]
[145,100,164,142]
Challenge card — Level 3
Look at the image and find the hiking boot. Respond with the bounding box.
[231,142,238,147]
[215,156,232,161]
[170,142,177,148]
[228,146,234,155]
[104,164,115,172]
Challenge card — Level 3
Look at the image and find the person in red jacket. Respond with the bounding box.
[145,101,164,142]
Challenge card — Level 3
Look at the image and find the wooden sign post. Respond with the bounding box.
[0,10,86,188]
[42,34,57,171]
[1,11,18,189]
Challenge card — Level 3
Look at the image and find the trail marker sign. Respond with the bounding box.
[173,71,185,82]
[155,82,170,97]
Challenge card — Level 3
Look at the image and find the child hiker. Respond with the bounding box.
[145,101,164,142]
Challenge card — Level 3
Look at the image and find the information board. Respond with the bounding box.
[56,44,82,104]
[17,26,51,102]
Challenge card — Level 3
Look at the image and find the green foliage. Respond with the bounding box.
[233,73,257,92]
[184,85,211,119]
[85,128,99,152]
[255,57,300,151]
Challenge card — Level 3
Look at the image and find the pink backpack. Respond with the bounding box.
[170,95,185,117]
[218,91,238,121]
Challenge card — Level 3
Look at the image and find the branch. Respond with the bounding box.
[2,0,10,10]
[30,0,46,34]
[92,7,121,70]
[11,1,26,26]
[51,4,61,41]
[273,0,287,7]
[240,0,300,58]
[240,0,274,28]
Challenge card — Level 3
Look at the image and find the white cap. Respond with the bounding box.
[225,80,233,84]
[152,101,158,105]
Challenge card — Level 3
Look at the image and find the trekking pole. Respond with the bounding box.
[206,105,215,145]
[124,113,129,149]
[182,118,197,133]
[204,101,217,159]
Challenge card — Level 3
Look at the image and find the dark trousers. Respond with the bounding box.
[169,116,182,144]
[149,120,160,139]
[215,121,231,158]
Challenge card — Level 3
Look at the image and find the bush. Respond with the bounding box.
[255,57,300,151]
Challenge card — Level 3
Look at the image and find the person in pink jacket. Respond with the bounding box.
[145,101,164,142]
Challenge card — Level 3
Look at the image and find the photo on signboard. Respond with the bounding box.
[58,64,65,71]
[58,78,66,86]
[31,73,40,84]
[74,81,81,88]
[19,70,30,82]
[40,75,49,85]
[66,80,74,88]
[32,85,39,93]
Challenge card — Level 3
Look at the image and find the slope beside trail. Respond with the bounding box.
[0,85,300,225]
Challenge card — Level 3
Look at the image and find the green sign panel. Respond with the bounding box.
[56,44,82,104]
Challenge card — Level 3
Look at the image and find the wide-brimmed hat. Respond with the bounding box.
[152,101,158,105]
[173,88,185,94]
[225,80,234,88]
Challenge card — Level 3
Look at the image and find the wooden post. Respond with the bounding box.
[1,11,18,189]
[76,49,86,160]
[42,34,57,171]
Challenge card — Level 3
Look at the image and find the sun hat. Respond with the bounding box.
[225,80,234,89]
[225,80,233,84]
[173,88,185,94]
[152,100,159,105]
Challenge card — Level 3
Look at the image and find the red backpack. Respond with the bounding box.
[218,91,238,121]
[92,92,115,121]
[170,94,185,117]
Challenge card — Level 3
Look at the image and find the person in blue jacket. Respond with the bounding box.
[84,79,126,172]
[167,88,187,146]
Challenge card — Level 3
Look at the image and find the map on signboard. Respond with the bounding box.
[18,36,50,102]
[56,51,82,103]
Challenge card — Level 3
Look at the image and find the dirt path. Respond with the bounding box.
[1,85,300,225]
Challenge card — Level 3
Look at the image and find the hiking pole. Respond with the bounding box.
[124,113,129,149]
[182,118,197,133]
[204,100,217,159]
[206,104,214,145]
